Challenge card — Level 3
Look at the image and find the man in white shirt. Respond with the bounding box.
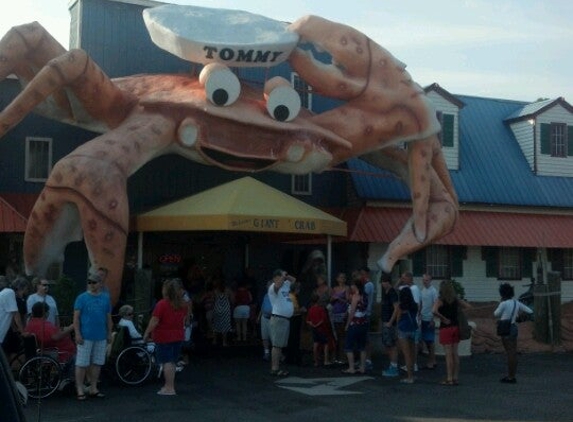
[0,283,24,352]
[26,278,59,326]
[420,273,438,369]
[268,269,295,377]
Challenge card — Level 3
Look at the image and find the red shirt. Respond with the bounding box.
[151,299,187,344]
[25,318,76,363]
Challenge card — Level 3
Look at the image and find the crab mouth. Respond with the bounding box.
[201,147,276,171]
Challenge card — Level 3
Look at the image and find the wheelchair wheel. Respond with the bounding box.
[18,356,61,399]
[115,346,152,385]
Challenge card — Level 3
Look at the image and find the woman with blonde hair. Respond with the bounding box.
[143,278,188,395]
[432,280,471,386]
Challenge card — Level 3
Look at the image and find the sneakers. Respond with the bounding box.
[401,364,419,372]
[382,366,399,377]
[400,378,414,384]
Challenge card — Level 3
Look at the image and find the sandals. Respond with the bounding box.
[270,369,289,377]
[88,391,105,398]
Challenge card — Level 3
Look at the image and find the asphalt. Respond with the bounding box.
[21,345,573,422]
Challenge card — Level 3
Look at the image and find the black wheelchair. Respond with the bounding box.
[15,335,74,399]
[108,326,159,386]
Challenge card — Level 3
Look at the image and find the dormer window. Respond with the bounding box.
[436,111,455,147]
[540,123,572,157]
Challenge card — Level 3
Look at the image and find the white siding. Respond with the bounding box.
[368,243,573,302]
[426,91,459,171]
[510,120,535,171]
[536,104,573,176]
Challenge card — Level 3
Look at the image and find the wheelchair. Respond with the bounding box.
[109,326,158,386]
[16,335,73,399]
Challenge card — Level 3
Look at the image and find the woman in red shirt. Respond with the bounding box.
[144,278,188,396]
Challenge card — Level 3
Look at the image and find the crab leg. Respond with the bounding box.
[0,22,136,137]
[24,112,177,304]
[362,144,458,273]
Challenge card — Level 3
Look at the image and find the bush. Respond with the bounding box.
[51,274,78,325]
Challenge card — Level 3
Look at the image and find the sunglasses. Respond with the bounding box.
[87,281,99,285]
[126,313,134,316]
[41,284,50,287]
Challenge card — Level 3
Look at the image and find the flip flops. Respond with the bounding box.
[88,391,105,398]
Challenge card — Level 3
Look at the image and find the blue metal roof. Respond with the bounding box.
[348,94,573,208]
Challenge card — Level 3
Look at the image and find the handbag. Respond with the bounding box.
[496,300,516,336]
[457,302,472,340]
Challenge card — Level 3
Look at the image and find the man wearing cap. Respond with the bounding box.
[73,273,112,400]
[268,269,296,376]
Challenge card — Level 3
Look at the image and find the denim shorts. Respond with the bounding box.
[421,320,435,343]
[155,341,183,364]
[397,329,417,340]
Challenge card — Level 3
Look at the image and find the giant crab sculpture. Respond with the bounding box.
[0,6,457,304]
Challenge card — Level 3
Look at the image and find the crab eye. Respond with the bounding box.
[199,63,241,106]
[264,77,301,122]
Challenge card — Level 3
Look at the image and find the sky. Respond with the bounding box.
[0,0,572,103]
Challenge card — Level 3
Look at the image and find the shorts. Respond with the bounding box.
[421,320,435,343]
[76,339,107,367]
[397,329,417,340]
[500,323,518,340]
[381,325,397,348]
[344,323,368,352]
[312,328,328,345]
[155,341,183,364]
[233,305,250,319]
[260,316,271,341]
[269,316,290,348]
[439,326,460,345]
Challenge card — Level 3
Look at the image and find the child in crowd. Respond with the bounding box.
[306,293,334,367]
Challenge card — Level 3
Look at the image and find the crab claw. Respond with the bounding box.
[287,15,441,163]
[288,15,374,100]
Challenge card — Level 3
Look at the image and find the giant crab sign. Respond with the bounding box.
[0,5,458,304]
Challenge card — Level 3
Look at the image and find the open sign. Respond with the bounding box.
[159,254,182,264]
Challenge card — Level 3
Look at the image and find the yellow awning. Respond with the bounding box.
[134,177,347,236]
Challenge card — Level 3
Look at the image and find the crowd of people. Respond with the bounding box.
[0,261,535,402]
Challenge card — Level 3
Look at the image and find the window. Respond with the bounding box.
[291,72,312,111]
[499,247,521,280]
[550,123,567,157]
[412,245,465,278]
[563,249,573,280]
[291,174,312,195]
[425,245,450,278]
[25,137,52,182]
[436,111,454,147]
[540,123,573,157]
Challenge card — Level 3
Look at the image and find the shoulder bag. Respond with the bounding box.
[496,300,516,337]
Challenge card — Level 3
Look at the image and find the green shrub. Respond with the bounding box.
[51,274,78,325]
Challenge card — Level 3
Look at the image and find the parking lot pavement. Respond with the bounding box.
[22,351,573,422]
